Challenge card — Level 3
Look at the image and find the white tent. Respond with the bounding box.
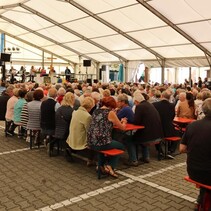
[0,0,211,70]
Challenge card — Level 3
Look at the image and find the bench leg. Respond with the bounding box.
[164,140,168,159]
[135,145,139,160]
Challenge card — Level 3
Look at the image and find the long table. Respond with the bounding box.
[113,123,144,133]
[173,117,195,124]
[173,117,195,133]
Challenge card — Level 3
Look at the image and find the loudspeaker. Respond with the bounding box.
[101,65,106,71]
[1,53,11,62]
[208,81,211,90]
[83,60,91,67]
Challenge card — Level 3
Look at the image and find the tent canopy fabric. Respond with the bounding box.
[0,0,211,67]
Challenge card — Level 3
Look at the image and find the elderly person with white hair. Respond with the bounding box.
[40,88,60,154]
[54,92,75,152]
[124,92,163,166]
[132,89,143,113]
[175,91,186,115]
[79,89,92,104]
[57,87,66,104]
[176,92,195,119]
[90,91,101,115]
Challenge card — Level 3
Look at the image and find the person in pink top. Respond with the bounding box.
[5,88,19,136]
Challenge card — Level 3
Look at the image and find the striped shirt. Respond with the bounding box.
[20,102,28,129]
[27,100,42,130]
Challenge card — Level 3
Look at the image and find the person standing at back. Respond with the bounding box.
[198,77,202,88]
[30,66,36,82]
[65,66,71,82]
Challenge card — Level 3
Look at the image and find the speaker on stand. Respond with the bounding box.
[83,60,91,83]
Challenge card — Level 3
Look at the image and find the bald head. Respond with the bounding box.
[48,88,57,99]
[161,89,172,100]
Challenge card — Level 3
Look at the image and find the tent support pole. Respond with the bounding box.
[124,61,128,82]
[205,54,211,69]
[156,57,165,84]
[161,60,165,84]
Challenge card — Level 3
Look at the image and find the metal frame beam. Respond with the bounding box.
[1,30,75,65]
[205,54,211,69]
[0,3,20,10]
[66,0,164,61]
[136,0,211,58]
[20,4,127,62]
[0,15,96,63]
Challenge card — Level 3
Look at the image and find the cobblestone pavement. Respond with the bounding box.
[0,122,198,211]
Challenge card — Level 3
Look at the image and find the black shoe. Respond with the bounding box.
[65,149,74,162]
[124,160,139,167]
[158,153,164,161]
[139,158,150,163]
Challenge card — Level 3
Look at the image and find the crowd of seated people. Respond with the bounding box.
[0,78,210,178]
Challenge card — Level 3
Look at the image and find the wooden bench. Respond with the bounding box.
[97,149,124,179]
[184,176,211,210]
[163,136,181,159]
[184,176,211,190]
[136,138,162,161]
[65,147,124,179]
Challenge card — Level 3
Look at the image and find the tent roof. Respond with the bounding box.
[0,0,211,67]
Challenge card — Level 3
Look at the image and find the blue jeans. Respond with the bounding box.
[90,140,124,169]
[124,139,137,162]
[140,144,149,160]
[125,140,150,162]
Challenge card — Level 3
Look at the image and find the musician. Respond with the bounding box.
[20,66,26,83]
[30,66,36,82]
[9,66,16,84]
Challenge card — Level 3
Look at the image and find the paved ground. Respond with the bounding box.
[0,122,198,211]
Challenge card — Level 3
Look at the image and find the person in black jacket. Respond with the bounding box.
[180,98,211,207]
[153,89,180,157]
[41,88,60,154]
[54,92,75,151]
[65,66,71,82]
[125,92,163,166]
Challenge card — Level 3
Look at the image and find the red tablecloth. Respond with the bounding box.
[113,123,144,131]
